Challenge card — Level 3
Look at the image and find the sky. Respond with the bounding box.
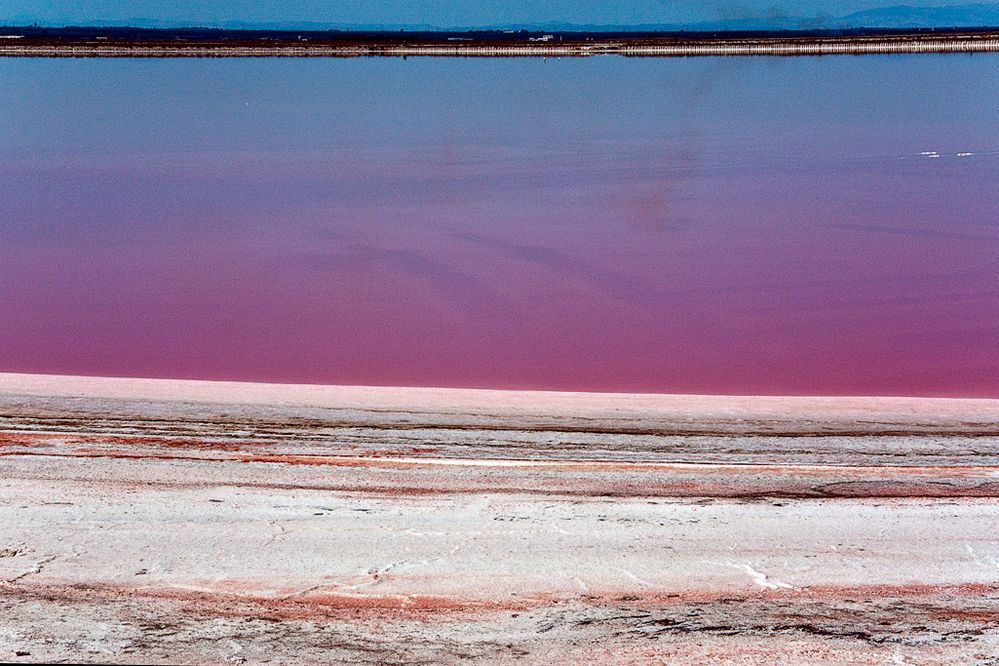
[2,0,995,28]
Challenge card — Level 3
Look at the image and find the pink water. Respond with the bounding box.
[1,56,997,396]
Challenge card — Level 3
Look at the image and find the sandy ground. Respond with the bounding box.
[1,373,998,664]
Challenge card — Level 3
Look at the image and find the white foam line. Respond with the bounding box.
[1,372,995,419]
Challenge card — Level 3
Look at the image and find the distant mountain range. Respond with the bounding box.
[838,3,999,28]
[484,4,999,32]
[4,4,999,32]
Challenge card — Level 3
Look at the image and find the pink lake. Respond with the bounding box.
[1,55,997,396]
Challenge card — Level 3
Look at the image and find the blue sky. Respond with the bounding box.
[2,0,995,27]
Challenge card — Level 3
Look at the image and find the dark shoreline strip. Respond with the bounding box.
[3,36,999,58]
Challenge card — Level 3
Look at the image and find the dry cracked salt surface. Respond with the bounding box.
[1,373,999,664]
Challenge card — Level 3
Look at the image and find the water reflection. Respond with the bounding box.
[1,55,997,396]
